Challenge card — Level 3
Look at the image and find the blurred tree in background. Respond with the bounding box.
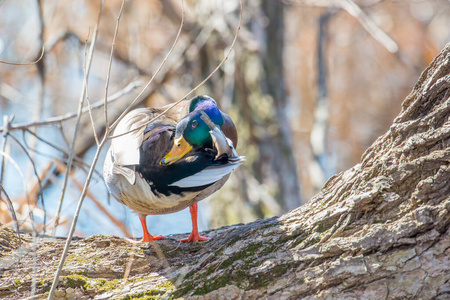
[0,0,449,237]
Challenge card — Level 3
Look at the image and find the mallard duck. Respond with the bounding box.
[103,95,243,242]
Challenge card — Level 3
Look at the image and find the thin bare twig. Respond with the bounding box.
[83,28,100,146]
[109,0,243,141]
[0,185,21,244]
[0,80,142,133]
[0,150,35,226]
[27,2,46,207]
[57,122,71,149]
[48,136,108,300]
[52,8,103,234]
[86,0,106,145]
[0,115,13,186]
[339,0,398,53]
[283,0,398,53]
[104,0,123,128]
[30,10,43,278]
[47,0,117,297]
[24,129,69,157]
[8,134,47,231]
[22,129,93,173]
[109,0,186,132]
[0,47,45,65]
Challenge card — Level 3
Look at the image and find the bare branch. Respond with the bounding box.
[83,29,100,146]
[283,0,398,53]
[339,0,398,53]
[104,0,123,129]
[0,151,34,227]
[178,0,241,99]
[109,0,186,132]
[0,115,13,186]
[0,47,45,66]
[47,135,108,300]
[8,134,46,231]
[22,130,91,172]
[109,0,243,141]
[52,4,103,234]
[47,0,114,297]
[0,80,142,133]
[0,185,21,244]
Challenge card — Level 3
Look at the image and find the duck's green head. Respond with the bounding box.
[160,96,223,165]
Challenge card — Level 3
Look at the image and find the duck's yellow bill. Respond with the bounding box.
[160,136,193,165]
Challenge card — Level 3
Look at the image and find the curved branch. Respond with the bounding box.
[0,185,21,244]
[8,134,46,231]
[0,47,45,66]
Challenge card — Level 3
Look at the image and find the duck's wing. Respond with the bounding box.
[108,108,176,185]
[111,108,153,167]
[168,158,243,188]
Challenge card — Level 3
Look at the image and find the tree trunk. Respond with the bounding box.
[1,44,450,300]
[260,0,302,210]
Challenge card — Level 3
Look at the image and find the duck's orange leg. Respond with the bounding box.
[180,203,211,242]
[138,215,165,242]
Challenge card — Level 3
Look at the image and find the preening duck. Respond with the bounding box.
[103,95,243,242]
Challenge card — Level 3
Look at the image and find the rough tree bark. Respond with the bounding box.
[1,44,450,300]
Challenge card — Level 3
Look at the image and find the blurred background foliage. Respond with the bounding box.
[0,0,449,237]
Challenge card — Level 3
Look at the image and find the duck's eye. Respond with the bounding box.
[191,120,199,129]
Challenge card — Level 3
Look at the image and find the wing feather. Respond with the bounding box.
[111,108,151,166]
[169,157,244,188]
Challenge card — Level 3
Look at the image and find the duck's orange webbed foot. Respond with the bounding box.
[140,234,165,243]
[180,231,211,243]
[136,215,165,243]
